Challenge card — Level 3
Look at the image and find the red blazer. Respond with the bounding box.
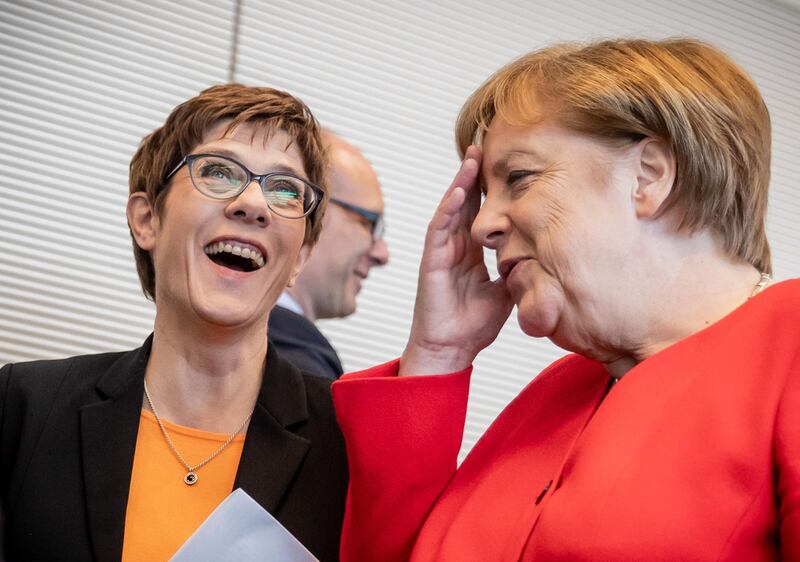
[333,280,800,561]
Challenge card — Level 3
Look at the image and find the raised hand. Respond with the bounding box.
[400,146,513,375]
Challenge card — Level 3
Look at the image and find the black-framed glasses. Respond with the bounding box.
[330,198,385,240]
[165,153,324,219]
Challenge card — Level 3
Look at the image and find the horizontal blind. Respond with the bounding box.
[2,0,799,459]
[0,0,235,361]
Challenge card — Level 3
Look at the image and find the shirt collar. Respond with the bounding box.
[276,292,305,316]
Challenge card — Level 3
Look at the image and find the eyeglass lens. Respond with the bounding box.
[189,155,314,218]
[372,217,385,240]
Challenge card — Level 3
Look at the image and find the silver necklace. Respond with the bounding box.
[143,380,253,486]
[750,272,771,298]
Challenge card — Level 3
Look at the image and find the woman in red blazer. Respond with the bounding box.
[333,38,799,561]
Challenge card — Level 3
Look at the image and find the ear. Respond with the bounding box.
[126,192,159,251]
[286,243,313,287]
[632,138,676,219]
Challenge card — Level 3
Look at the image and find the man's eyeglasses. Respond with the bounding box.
[165,153,324,219]
[330,198,385,240]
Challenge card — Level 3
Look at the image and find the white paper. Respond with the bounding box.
[170,488,319,562]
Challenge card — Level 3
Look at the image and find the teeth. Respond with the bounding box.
[203,240,266,269]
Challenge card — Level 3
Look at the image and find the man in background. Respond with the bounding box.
[269,131,389,379]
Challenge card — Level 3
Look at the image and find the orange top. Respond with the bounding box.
[121,410,245,562]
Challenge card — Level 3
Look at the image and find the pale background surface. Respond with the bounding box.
[1,0,798,456]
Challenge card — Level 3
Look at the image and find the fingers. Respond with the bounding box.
[447,147,481,197]
[464,145,482,167]
[425,146,484,251]
[462,146,484,207]
[431,186,465,228]
[427,187,465,249]
[433,146,481,223]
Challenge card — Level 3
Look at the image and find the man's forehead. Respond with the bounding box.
[327,147,383,206]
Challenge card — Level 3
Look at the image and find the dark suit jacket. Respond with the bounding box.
[268,305,344,380]
[0,336,348,562]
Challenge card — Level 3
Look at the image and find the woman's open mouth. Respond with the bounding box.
[203,240,266,273]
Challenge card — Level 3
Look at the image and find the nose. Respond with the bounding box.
[368,237,390,267]
[224,180,271,226]
[470,194,508,250]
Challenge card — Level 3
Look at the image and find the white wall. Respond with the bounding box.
[1,0,798,455]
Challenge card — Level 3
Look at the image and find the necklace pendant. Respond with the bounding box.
[184,471,198,486]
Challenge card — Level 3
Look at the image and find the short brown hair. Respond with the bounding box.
[456,38,772,273]
[129,83,328,300]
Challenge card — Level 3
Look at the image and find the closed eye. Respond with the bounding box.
[507,170,537,184]
[506,170,540,197]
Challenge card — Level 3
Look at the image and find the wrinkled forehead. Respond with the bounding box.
[480,117,551,172]
[327,147,384,211]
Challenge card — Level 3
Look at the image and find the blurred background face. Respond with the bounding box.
[291,138,389,320]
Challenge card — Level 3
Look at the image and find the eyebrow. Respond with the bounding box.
[489,150,544,179]
[195,147,307,178]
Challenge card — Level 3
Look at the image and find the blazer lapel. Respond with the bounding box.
[80,338,151,562]
[77,336,311,556]
[234,344,311,513]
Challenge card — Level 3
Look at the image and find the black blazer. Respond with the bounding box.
[0,336,347,562]
[268,305,344,380]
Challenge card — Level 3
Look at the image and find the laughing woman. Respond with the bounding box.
[333,39,800,561]
[0,85,347,561]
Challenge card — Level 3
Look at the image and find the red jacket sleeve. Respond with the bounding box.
[775,359,800,559]
[332,359,471,562]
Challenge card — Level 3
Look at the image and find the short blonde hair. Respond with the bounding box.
[129,83,328,300]
[457,38,772,273]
